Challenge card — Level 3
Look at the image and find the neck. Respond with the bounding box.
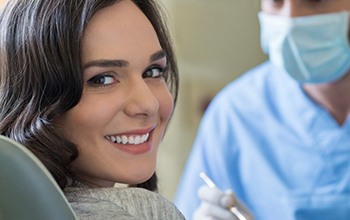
[303,72,350,125]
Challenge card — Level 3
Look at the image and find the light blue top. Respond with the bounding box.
[174,61,350,220]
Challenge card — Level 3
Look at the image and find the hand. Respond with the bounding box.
[193,185,253,220]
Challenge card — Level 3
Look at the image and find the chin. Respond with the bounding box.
[124,168,155,185]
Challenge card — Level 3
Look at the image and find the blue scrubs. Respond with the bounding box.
[174,61,350,220]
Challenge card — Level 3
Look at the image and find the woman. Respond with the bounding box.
[0,0,183,219]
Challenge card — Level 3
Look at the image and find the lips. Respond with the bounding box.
[105,133,150,145]
[104,126,156,154]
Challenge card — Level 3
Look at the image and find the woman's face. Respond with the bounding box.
[58,0,173,187]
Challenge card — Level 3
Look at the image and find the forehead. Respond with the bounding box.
[81,0,161,64]
[261,0,350,13]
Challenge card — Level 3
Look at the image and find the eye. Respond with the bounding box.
[262,0,283,4]
[262,0,283,8]
[87,73,117,87]
[143,66,166,79]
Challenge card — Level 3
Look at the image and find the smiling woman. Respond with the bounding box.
[57,0,175,188]
[0,0,183,219]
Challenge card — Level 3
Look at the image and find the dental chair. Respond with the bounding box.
[0,135,76,220]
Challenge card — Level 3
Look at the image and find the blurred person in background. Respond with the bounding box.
[175,0,350,219]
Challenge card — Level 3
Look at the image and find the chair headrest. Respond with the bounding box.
[0,135,76,220]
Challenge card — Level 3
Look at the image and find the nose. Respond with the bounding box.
[124,78,159,118]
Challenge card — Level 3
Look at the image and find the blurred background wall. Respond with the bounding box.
[156,0,267,200]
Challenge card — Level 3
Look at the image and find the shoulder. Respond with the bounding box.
[64,187,185,220]
[201,62,273,119]
[215,62,279,104]
[197,60,302,141]
[206,61,295,117]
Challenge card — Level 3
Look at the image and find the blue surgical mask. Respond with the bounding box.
[258,11,350,83]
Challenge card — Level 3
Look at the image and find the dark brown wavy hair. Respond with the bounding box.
[0,0,178,191]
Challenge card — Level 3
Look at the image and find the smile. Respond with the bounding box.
[105,133,150,145]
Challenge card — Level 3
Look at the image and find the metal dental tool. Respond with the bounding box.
[199,172,250,220]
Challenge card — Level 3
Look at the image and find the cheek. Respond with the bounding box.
[158,88,174,123]
[60,96,122,140]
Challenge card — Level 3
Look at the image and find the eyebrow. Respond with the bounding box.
[83,59,128,70]
[83,49,167,70]
[150,49,166,62]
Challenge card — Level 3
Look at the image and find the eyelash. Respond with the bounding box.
[143,65,167,79]
[87,65,168,88]
[87,72,118,88]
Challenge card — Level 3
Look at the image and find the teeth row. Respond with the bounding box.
[106,133,149,145]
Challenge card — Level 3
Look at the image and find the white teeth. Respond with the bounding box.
[121,135,128,144]
[106,133,150,145]
[134,136,141,144]
[111,136,116,142]
[117,136,121,143]
[143,133,149,142]
[129,136,135,144]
